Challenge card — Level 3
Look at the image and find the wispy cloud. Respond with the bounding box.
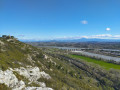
[81,20,88,24]
[56,34,120,40]
[106,28,111,31]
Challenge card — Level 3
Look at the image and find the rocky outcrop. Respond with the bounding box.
[0,40,4,45]
[0,69,25,90]
[0,66,53,90]
[12,66,51,87]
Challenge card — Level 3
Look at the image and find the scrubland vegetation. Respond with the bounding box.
[1,36,120,90]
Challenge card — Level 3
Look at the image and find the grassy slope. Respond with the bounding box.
[36,53,101,90]
[70,54,120,70]
[0,38,36,70]
[0,38,102,90]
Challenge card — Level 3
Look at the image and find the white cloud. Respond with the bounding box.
[106,28,111,31]
[91,34,112,37]
[57,34,120,40]
[81,20,88,24]
[19,34,120,41]
[113,35,120,38]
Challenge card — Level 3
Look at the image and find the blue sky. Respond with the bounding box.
[0,0,120,40]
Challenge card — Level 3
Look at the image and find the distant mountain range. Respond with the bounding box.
[21,38,120,42]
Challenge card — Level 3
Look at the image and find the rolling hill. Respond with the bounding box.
[0,35,120,90]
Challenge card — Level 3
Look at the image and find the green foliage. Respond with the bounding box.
[0,84,11,90]
[39,54,102,90]
[70,54,120,70]
[29,82,40,87]
[0,37,44,70]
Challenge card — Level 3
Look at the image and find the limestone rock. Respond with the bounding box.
[0,69,25,90]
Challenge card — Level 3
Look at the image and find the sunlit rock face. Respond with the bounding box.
[0,40,4,45]
[0,69,25,90]
[12,66,51,87]
[0,66,53,90]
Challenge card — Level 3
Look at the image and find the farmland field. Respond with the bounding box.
[70,54,120,70]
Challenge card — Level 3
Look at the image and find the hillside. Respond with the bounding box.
[0,36,120,90]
